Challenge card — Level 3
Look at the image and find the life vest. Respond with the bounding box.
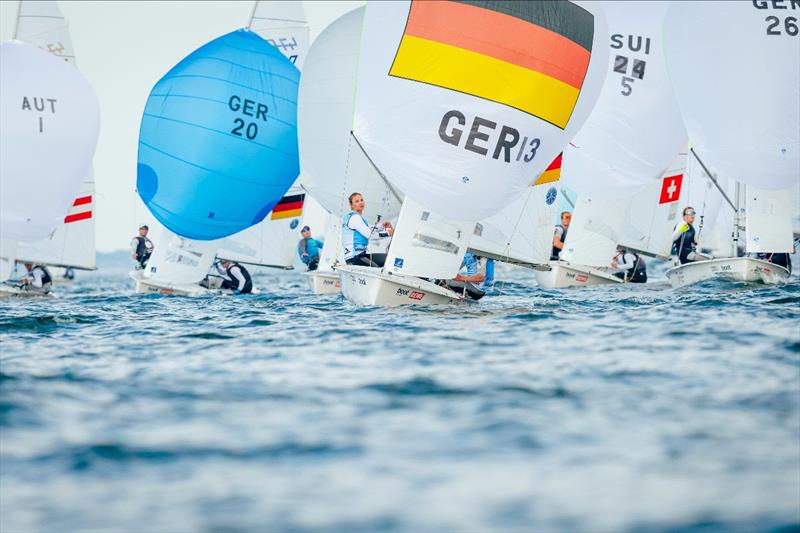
[551,224,568,260]
[226,263,253,294]
[673,223,696,263]
[33,265,52,286]
[135,235,154,261]
[341,211,370,260]
[626,252,647,283]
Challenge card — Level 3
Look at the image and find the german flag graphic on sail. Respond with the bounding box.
[535,153,562,185]
[389,0,594,129]
[270,193,305,220]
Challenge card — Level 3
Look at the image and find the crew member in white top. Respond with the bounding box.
[18,262,53,294]
[611,246,647,283]
[341,192,394,267]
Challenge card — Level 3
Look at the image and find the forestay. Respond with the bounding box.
[353,0,608,220]
[298,7,402,224]
[384,198,471,279]
[137,29,300,241]
[562,0,686,198]
[14,0,75,63]
[0,41,100,242]
[663,1,799,190]
[468,154,564,266]
[248,0,309,68]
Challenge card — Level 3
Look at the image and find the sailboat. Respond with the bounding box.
[131,29,301,296]
[215,0,317,273]
[331,0,609,306]
[11,1,96,283]
[534,1,688,289]
[297,7,403,298]
[0,39,100,297]
[662,1,798,287]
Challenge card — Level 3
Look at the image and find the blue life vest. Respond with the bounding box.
[482,258,495,291]
[342,211,370,260]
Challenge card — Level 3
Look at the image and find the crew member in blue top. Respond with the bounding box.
[342,192,394,267]
[672,207,700,264]
[297,225,323,271]
[452,252,494,298]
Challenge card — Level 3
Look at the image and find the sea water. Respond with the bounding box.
[1,264,798,531]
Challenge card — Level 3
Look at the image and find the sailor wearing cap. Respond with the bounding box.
[131,224,154,270]
[671,207,700,264]
[297,225,324,271]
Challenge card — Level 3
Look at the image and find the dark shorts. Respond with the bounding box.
[346,253,386,268]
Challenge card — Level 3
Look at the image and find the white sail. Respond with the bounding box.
[745,186,794,254]
[468,170,562,266]
[298,7,402,225]
[353,1,609,221]
[13,0,75,64]
[562,0,686,198]
[0,41,100,243]
[384,197,471,279]
[142,230,218,285]
[14,174,95,269]
[248,0,309,68]
[318,215,342,271]
[560,196,625,268]
[663,1,799,190]
[618,149,687,259]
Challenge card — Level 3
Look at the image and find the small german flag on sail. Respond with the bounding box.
[270,193,304,220]
[535,153,562,185]
[389,1,593,129]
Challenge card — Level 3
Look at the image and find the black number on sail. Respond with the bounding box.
[614,55,628,74]
[765,15,799,36]
[231,118,244,136]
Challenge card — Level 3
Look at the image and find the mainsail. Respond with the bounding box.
[248,0,309,68]
[13,0,75,64]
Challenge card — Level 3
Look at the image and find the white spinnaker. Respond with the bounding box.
[663,1,799,190]
[318,215,342,271]
[562,0,686,197]
[745,187,794,254]
[15,175,96,269]
[0,41,100,242]
[248,0,309,68]
[468,181,562,266]
[14,0,75,64]
[298,7,402,225]
[354,1,609,221]
[561,196,625,268]
[384,197,471,279]
[618,149,687,259]
[682,152,728,253]
[143,229,218,285]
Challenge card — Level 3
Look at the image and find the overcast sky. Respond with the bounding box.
[0,0,363,252]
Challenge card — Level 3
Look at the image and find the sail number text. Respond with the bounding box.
[21,96,57,133]
[229,95,268,140]
[753,0,800,36]
[439,110,540,164]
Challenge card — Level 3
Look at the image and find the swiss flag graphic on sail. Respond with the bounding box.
[659,174,683,204]
[64,195,93,223]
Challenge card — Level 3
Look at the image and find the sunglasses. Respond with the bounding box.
[685,211,696,216]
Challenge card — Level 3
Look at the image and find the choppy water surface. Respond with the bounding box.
[2,265,798,532]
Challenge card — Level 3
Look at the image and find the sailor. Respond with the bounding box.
[297,225,324,271]
[218,260,253,294]
[551,211,572,260]
[671,207,700,264]
[611,246,647,283]
[18,262,53,294]
[130,224,154,270]
[448,252,492,299]
[342,192,394,267]
[63,267,75,281]
[756,240,796,274]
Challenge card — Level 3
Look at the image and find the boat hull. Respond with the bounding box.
[130,270,224,297]
[306,270,341,295]
[337,265,463,307]
[666,257,790,288]
[0,284,53,298]
[534,261,623,289]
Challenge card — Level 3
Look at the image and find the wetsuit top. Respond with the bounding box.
[298,237,323,260]
[132,235,154,261]
[614,251,646,281]
[26,265,52,288]
[226,263,252,293]
[482,258,495,291]
[672,222,697,263]
[341,211,373,261]
[551,224,568,260]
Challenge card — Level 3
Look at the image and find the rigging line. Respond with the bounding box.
[690,148,736,212]
[349,132,403,205]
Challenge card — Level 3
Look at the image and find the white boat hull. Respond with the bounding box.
[130,270,226,297]
[0,284,52,298]
[306,270,341,295]
[666,257,790,288]
[534,261,624,289]
[337,265,464,307]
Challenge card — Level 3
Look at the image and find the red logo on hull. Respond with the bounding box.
[409,291,425,300]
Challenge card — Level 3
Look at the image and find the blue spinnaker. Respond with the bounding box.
[137,29,300,240]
